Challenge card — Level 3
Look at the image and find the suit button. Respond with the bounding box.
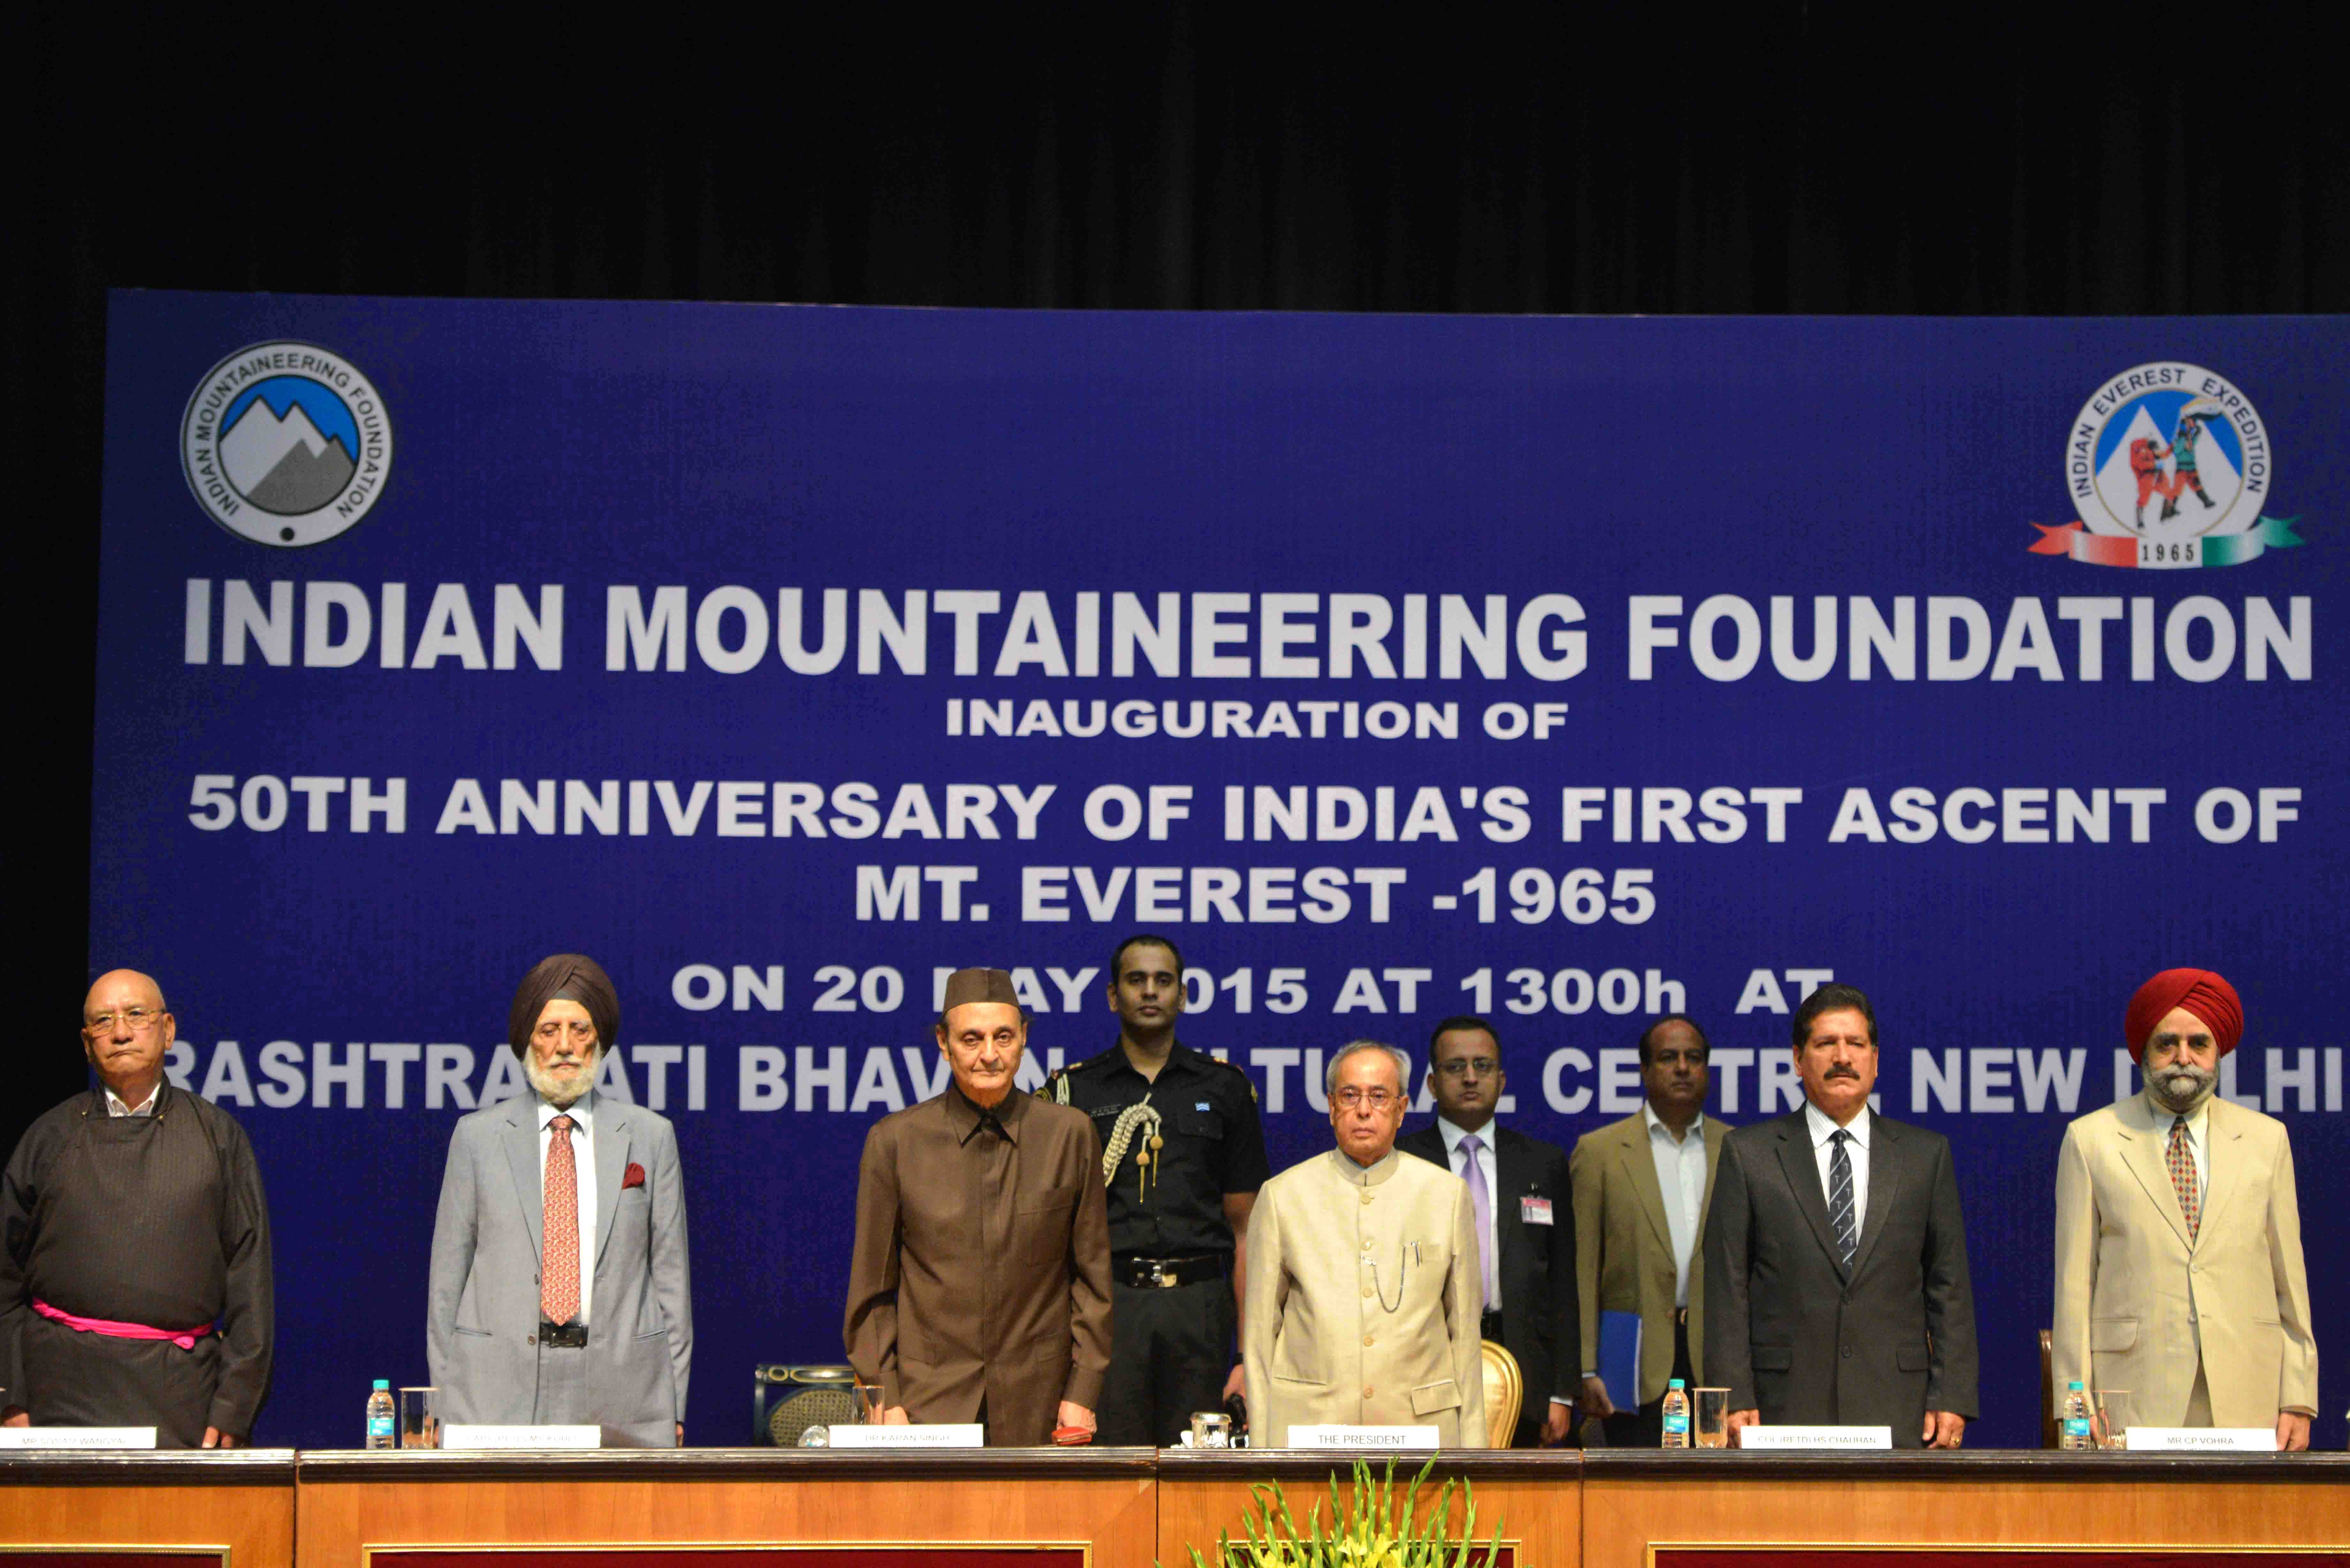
[1840,1345,1851,1359]
[527,1334,536,1346]
[1362,1287,1374,1298]
[1364,1387,1375,1398]
[1361,1192,1373,1205]
[1364,1335,1375,1346]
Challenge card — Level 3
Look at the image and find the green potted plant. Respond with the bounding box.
[1179,1457,1505,1568]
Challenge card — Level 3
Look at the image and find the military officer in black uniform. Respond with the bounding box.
[1047,934,1269,1447]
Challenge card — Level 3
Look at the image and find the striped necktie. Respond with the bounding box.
[1827,1129,1858,1267]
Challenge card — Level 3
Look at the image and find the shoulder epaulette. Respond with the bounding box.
[1206,1052,1258,1102]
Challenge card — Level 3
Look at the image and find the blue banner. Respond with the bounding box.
[93,294,2346,1446]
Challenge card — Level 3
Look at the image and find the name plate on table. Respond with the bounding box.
[826,1424,986,1447]
[2127,1427,2279,1452]
[1739,1425,1892,1450]
[440,1424,601,1450]
[1286,1425,1442,1449]
[0,1427,157,1449]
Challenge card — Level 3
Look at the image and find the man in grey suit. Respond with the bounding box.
[1702,983,1976,1449]
[428,954,692,1447]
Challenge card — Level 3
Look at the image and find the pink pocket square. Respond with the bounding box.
[622,1162,646,1189]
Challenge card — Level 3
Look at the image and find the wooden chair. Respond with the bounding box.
[1480,1339,1524,1449]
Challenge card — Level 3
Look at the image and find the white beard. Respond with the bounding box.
[528,1044,600,1108]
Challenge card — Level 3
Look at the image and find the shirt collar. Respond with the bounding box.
[2147,1089,2210,1134]
[1331,1147,1402,1187]
[1643,1101,1705,1141]
[947,1082,1025,1145]
[103,1082,161,1118]
[537,1089,596,1131]
[1436,1115,1496,1154]
[1805,1098,1870,1149]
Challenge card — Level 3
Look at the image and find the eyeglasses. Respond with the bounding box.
[1333,1087,1399,1110]
[1434,1057,1498,1077]
[84,1006,166,1035]
[534,1020,598,1043]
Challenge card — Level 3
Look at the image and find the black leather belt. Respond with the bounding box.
[538,1320,588,1348]
[1113,1254,1227,1289]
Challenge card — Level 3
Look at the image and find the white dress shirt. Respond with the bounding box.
[1804,1099,1871,1239]
[1643,1102,1708,1308]
[104,1082,159,1117]
[1435,1116,1500,1310]
[2155,1092,2210,1204]
[537,1089,599,1323]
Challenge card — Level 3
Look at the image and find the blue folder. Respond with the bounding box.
[1596,1310,1644,1409]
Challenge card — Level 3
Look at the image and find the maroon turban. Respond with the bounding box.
[2124,968,2242,1061]
[509,953,621,1059]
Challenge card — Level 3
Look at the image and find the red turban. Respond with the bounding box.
[2124,969,2242,1061]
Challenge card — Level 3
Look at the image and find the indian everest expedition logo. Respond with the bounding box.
[180,342,392,547]
[2028,362,2301,569]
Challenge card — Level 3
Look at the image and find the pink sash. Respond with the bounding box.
[31,1298,213,1351]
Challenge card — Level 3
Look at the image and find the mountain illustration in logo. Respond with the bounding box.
[220,397,358,516]
[2090,400,2243,533]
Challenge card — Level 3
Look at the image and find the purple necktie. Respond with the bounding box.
[1459,1134,1497,1309]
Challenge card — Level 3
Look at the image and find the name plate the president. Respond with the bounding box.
[439,1424,601,1450]
[1285,1425,1442,1449]
[0,1426,158,1449]
[1738,1425,1892,1450]
[2127,1427,2279,1452]
[825,1423,986,1447]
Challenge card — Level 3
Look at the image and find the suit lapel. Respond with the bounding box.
[1771,1113,1846,1275]
[595,1103,632,1260]
[501,1099,544,1257]
[2114,1093,2196,1251]
[1848,1116,1901,1276]
[1620,1119,1675,1255]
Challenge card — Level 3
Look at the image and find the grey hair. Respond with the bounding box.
[1326,1039,1412,1096]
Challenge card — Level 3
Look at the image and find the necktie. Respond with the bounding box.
[1827,1129,1857,1268]
[1459,1134,1498,1309]
[542,1114,580,1324]
[2168,1115,2201,1243]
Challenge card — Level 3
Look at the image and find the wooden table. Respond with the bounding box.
[0,1450,296,1568]
[1579,1450,2350,1568]
[294,1449,1158,1568]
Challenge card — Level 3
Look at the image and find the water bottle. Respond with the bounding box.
[1660,1377,1692,1448]
[366,1379,397,1449]
[2059,1379,2093,1451]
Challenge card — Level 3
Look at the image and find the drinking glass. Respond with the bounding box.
[1190,1412,1233,1448]
[1692,1387,1730,1448]
[2093,1389,2130,1451]
[397,1387,439,1449]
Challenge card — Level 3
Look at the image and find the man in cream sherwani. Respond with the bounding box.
[2053,968,2316,1449]
[1244,1040,1485,1447]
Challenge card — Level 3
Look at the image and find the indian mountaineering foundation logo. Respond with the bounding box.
[180,342,393,547]
[2027,362,2301,569]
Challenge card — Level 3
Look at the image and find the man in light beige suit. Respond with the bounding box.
[2053,968,2316,1449]
[1571,1015,1731,1445]
[1244,1040,1486,1447]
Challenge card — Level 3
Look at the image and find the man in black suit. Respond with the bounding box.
[1398,1015,1578,1446]
[1702,984,1977,1450]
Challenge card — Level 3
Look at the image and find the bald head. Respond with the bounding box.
[85,969,166,1019]
[81,969,173,1107]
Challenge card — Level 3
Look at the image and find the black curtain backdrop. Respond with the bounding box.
[8,2,2346,1148]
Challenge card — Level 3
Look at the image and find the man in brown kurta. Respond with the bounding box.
[844,968,1112,1446]
[1,970,274,1447]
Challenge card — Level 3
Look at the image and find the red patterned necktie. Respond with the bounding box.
[2166,1115,2200,1244]
[542,1114,580,1323]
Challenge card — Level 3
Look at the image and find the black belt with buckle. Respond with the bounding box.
[538,1320,589,1348]
[1113,1254,1227,1289]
